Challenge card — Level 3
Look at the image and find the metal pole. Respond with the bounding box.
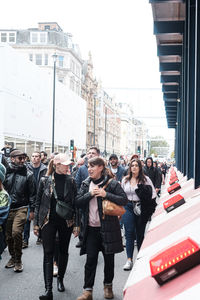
[93,96,96,145]
[52,58,56,153]
[104,106,107,156]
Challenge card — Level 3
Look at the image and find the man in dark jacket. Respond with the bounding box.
[108,154,125,182]
[22,151,47,248]
[4,150,36,272]
[143,157,160,194]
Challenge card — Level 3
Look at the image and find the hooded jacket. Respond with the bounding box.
[143,157,160,189]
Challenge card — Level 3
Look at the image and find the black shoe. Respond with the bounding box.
[22,240,28,249]
[39,291,53,300]
[57,277,65,292]
[76,241,83,248]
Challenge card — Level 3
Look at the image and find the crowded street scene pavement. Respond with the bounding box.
[0,225,134,300]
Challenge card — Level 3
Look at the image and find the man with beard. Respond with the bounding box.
[109,154,125,182]
[4,150,36,272]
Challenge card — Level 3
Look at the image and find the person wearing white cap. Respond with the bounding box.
[33,153,79,300]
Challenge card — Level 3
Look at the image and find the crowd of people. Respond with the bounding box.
[0,145,169,300]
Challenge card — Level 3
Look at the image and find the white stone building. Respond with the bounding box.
[0,44,86,157]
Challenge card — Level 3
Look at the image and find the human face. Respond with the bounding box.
[55,163,69,175]
[147,159,152,168]
[11,155,26,166]
[31,153,41,166]
[87,149,99,160]
[130,161,139,177]
[88,164,103,180]
[110,158,118,167]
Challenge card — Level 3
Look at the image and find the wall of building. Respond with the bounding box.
[0,44,86,156]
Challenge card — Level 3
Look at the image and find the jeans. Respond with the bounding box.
[122,202,146,259]
[84,226,114,289]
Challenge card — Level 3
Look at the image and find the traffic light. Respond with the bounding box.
[70,139,74,151]
[137,146,141,154]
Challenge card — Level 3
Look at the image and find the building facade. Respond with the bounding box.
[0,22,82,95]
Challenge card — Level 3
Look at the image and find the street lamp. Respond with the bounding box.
[93,95,96,145]
[52,53,58,153]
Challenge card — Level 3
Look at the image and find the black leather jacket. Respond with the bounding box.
[4,164,36,211]
[75,176,128,255]
[33,174,78,228]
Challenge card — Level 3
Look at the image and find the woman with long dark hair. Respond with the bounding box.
[122,159,157,271]
[33,153,78,300]
[75,157,127,300]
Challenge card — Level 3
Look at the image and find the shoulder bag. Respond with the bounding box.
[51,176,74,220]
[102,179,125,218]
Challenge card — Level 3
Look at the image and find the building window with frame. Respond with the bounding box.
[31,33,38,43]
[58,55,64,67]
[44,54,48,65]
[70,60,75,73]
[29,53,33,62]
[40,32,47,43]
[35,54,42,65]
[1,33,7,42]
[9,32,16,43]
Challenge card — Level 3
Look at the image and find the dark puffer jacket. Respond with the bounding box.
[75,176,128,255]
[33,174,77,228]
[4,164,36,211]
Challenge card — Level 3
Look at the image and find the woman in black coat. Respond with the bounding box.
[75,157,128,300]
[33,153,78,300]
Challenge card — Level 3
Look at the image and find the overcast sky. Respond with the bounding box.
[0,0,175,149]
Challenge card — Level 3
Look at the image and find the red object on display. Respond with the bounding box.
[149,237,200,285]
[163,194,185,212]
[169,178,179,186]
[168,183,181,194]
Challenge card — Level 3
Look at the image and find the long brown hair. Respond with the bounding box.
[46,159,54,176]
[125,159,147,184]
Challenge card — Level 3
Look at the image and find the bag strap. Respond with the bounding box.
[49,175,58,201]
[102,178,113,190]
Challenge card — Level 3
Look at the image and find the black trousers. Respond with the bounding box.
[84,226,114,289]
[41,219,72,278]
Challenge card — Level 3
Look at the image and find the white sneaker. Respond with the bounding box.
[53,264,58,277]
[123,260,133,271]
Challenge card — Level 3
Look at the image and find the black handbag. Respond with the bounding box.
[51,175,74,220]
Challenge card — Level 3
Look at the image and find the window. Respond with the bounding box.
[70,76,75,91]
[9,32,15,43]
[44,54,48,65]
[44,25,50,30]
[31,32,47,44]
[1,33,7,42]
[58,56,64,67]
[31,33,38,43]
[35,54,42,65]
[29,54,33,62]
[70,60,75,73]
[40,32,46,43]
[58,77,64,83]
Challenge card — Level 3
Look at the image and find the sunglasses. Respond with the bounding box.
[17,156,26,161]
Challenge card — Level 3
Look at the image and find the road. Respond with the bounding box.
[0,228,133,300]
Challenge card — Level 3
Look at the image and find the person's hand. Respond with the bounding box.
[73,226,80,238]
[155,188,159,193]
[33,226,39,236]
[29,212,34,221]
[93,187,106,198]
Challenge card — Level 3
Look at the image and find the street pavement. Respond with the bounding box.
[0,228,133,300]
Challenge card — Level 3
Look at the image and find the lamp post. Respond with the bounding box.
[104,106,107,156]
[52,53,58,153]
[93,95,96,145]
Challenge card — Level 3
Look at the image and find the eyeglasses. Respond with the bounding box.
[17,156,26,161]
